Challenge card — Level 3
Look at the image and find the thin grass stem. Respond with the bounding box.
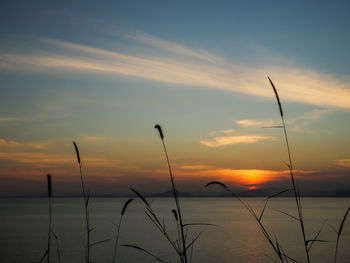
[155,124,187,263]
[268,77,310,263]
[73,141,90,263]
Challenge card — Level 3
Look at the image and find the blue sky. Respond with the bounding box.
[0,1,349,195]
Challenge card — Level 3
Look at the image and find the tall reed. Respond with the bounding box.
[112,198,134,263]
[154,124,187,263]
[128,187,179,261]
[47,174,52,263]
[206,182,290,262]
[73,141,91,263]
[333,206,350,263]
[126,186,202,262]
[268,77,310,262]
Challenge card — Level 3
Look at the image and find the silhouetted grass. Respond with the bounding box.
[39,174,61,263]
[204,77,326,262]
[128,187,183,260]
[332,206,350,263]
[121,244,165,262]
[112,198,134,263]
[28,80,349,262]
[154,124,188,263]
[73,141,91,263]
[47,174,52,263]
[268,77,310,262]
[206,181,291,262]
[38,174,52,263]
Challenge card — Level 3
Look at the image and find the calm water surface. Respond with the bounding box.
[0,197,349,263]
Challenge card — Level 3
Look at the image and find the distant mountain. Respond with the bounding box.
[2,188,350,198]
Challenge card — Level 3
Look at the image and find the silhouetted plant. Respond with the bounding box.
[47,174,52,263]
[112,198,134,263]
[39,174,61,263]
[329,206,350,263]
[73,141,91,263]
[154,124,188,263]
[206,182,291,262]
[268,77,311,262]
[127,185,203,263]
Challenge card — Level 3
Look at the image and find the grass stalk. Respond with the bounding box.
[73,141,90,263]
[121,244,165,262]
[268,77,310,263]
[47,174,52,263]
[154,124,187,263]
[206,182,286,262]
[129,187,184,260]
[112,198,134,263]
[334,206,350,263]
[51,231,61,263]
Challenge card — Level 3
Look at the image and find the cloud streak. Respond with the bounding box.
[236,119,280,128]
[336,158,350,168]
[200,135,274,147]
[1,35,350,109]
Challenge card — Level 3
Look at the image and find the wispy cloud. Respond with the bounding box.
[236,119,279,128]
[200,135,274,147]
[126,32,227,65]
[235,108,334,134]
[336,158,350,168]
[0,117,22,122]
[297,109,333,121]
[0,151,118,168]
[178,164,215,170]
[0,138,49,150]
[1,35,350,109]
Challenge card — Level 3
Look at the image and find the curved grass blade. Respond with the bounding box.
[122,244,165,262]
[73,141,81,165]
[39,250,48,263]
[130,187,149,207]
[335,206,350,263]
[89,238,112,247]
[205,181,227,189]
[307,224,325,252]
[121,198,134,216]
[259,189,291,221]
[268,76,283,117]
[275,209,300,222]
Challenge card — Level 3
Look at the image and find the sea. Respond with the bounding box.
[0,197,349,263]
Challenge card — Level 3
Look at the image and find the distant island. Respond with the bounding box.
[3,188,350,198]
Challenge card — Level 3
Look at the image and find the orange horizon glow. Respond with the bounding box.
[155,167,316,188]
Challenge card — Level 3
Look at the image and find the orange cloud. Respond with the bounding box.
[200,135,274,147]
[0,152,118,168]
[235,119,279,128]
[0,138,49,150]
[336,158,350,168]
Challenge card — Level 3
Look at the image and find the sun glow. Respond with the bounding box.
[170,167,309,188]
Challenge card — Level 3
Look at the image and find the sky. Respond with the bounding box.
[0,1,349,196]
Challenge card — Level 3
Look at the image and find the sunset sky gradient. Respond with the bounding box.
[0,1,349,196]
